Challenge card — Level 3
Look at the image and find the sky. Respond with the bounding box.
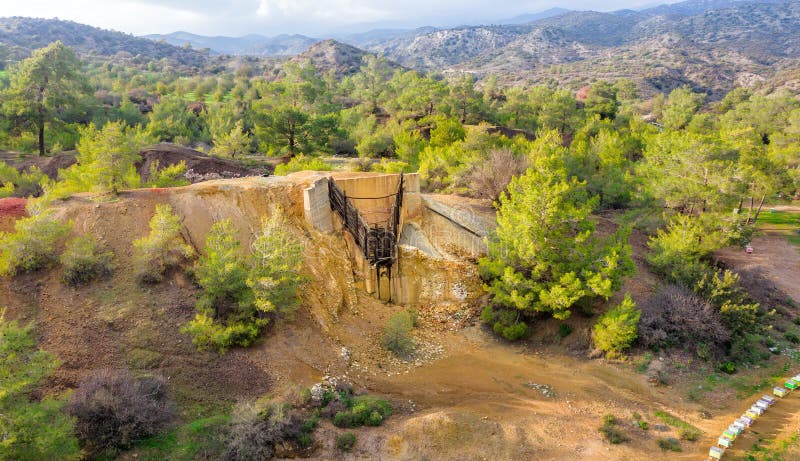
[0,0,677,37]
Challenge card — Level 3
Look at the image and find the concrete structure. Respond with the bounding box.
[302,172,485,306]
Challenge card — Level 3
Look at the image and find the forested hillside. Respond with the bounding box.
[0,17,212,71]
[1,6,800,459]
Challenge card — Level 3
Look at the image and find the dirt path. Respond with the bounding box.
[716,235,800,304]
[336,327,717,461]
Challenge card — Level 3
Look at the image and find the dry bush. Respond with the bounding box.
[221,401,307,461]
[468,148,527,202]
[66,370,174,451]
[638,284,730,352]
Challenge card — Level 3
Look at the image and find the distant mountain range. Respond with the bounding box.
[1,0,799,96]
[142,7,575,57]
[0,17,209,70]
[144,31,317,56]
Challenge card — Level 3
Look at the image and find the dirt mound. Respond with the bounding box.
[0,197,27,231]
[0,150,77,179]
[137,144,269,182]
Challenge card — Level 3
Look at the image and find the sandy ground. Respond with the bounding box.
[717,235,800,304]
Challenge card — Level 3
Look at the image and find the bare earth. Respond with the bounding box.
[717,234,800,304]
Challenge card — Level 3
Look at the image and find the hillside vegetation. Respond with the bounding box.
[0,6,800,460]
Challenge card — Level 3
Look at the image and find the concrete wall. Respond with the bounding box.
[330,173,421,227]
[419,196,489,258]
[302,172,421,234]
[301,171,486,306]
[303,176,334,233]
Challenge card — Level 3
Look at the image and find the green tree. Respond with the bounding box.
[211,120,252,158]
[147,95,208,143]
[351,54,393,115]
[429,117,466,148]
[3,41,85,155]
[133,204,194,283]
[448,74,485,124]
[247,211,305,317]
[0,314,81,460]
[479,133,634,337]
[584,81,619,120]
[539,90,581,136]
[253,61,341,156]
[183,210,304,352]
[661,86,705,131]
[0,210,69,276]
[72,121,145,194]
[593,294,640,356]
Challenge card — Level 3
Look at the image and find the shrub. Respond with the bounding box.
[632,412,648,430]
[0,210,69,276]
[481,305,529,341]
[785,331,800,344]
[646,214,725,286]
[221,401,308,461]
[60,235,114,285]
[599,414,629,444]
[0,163,45,197]
[133,204,194,283]
[638,284,729,351]
[67,370,174,451]
[274,154,332,176]
[593,294,640,357]
[718,361,737,374]
[182,313,263,353]
[0,314,81,460]
[558,324,573,339]
[381,311,416,357]
[468,148,527,202]
[370,159,414,174]
[657,437,682,452]
[653,411,701,441]
[336,432,356,451]
[146,160,190,188]
[332,396,392,428]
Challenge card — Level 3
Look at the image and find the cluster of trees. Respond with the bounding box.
[2,42,799,358]
[182,211,305,352]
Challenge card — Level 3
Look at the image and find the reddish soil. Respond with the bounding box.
[0,197,27,230]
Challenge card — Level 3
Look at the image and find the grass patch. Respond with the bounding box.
[598,414,629,444]
[336,432,356,451]
[756,211,800,226]
[332,395,393,428]
[132,414,230,461]
[635,352,653,373]
[653,411,701,441]
[126,348,163,369]
[657,437,682,452]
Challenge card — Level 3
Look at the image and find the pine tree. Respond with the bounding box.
[0,314,81,460]
[479,132,634,338]
[2,41,85,155]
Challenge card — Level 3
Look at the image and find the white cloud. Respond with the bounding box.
[255,0,386,22]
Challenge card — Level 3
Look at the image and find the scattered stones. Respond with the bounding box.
[524,382,556,398]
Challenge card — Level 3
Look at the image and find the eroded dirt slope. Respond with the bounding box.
[3,177,799,460]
